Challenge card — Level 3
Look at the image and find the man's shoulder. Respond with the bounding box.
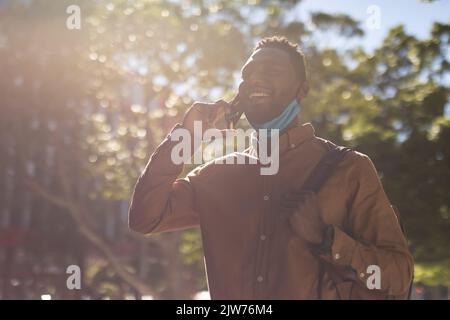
[313,135,373,174]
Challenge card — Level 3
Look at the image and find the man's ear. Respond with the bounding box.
[296,81,309,101]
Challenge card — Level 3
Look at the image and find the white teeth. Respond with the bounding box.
[249,92,270,98]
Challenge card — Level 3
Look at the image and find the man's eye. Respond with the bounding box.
[265,68,279,75]
[242,65,280,79]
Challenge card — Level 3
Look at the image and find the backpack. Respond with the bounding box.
[302,144,413,300]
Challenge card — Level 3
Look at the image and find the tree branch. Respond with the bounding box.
[26,176,157,298]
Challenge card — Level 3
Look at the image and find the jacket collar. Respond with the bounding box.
[249,122,315,157]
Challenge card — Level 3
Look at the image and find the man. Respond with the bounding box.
[128,36,413,299]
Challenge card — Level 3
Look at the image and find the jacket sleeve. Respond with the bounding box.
[327,154,414,297]
[128,124,200,235]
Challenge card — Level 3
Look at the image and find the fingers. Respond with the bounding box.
[280,201,297,217]
[193,100,230,127]
[283,190,314,203]
[211,100,231,125]
[281,199,299,209]
[281,191,306,214]
[281,190,317,215]
[301,191,320,209]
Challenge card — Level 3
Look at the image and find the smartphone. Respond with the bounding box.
[225,82,248,129]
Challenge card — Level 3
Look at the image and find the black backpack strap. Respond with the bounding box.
[306,145,352,299]
[303,145,352,193]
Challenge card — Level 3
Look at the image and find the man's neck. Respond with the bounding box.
[280,117,300,135]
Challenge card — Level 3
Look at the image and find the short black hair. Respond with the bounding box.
[254,36,307,82]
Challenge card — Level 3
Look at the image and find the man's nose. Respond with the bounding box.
[249,78,270,89]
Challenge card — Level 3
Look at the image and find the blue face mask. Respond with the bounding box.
[247,98,300,131]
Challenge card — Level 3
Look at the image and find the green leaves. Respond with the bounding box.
[1,0,449,295]
[311,12,364,38]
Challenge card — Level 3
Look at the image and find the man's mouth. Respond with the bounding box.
[248,87,273,100]
[249,92,270,98]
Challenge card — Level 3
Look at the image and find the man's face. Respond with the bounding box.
[240,47,301,124]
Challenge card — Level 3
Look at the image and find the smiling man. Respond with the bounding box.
[128,36,413,299]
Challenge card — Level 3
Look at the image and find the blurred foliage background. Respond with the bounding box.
[0,0,449,299]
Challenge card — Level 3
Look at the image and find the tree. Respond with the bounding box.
[0,0,448,298]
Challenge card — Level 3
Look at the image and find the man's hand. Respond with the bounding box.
[182,99,231,137]
[281,190,326,245]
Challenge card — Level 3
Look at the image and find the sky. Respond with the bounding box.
[297,0,450,52]
[295,0,450,117]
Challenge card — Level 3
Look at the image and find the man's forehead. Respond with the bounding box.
[244,47,292,68]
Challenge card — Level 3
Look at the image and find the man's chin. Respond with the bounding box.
[244,98,277,124]
[245,108,275,126]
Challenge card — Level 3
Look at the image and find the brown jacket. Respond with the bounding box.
[128,122,414,299]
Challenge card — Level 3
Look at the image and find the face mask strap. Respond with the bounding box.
[248,98,300,131]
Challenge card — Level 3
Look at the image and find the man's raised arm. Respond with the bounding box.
[128,123,199,234]
[128,100,231,234]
